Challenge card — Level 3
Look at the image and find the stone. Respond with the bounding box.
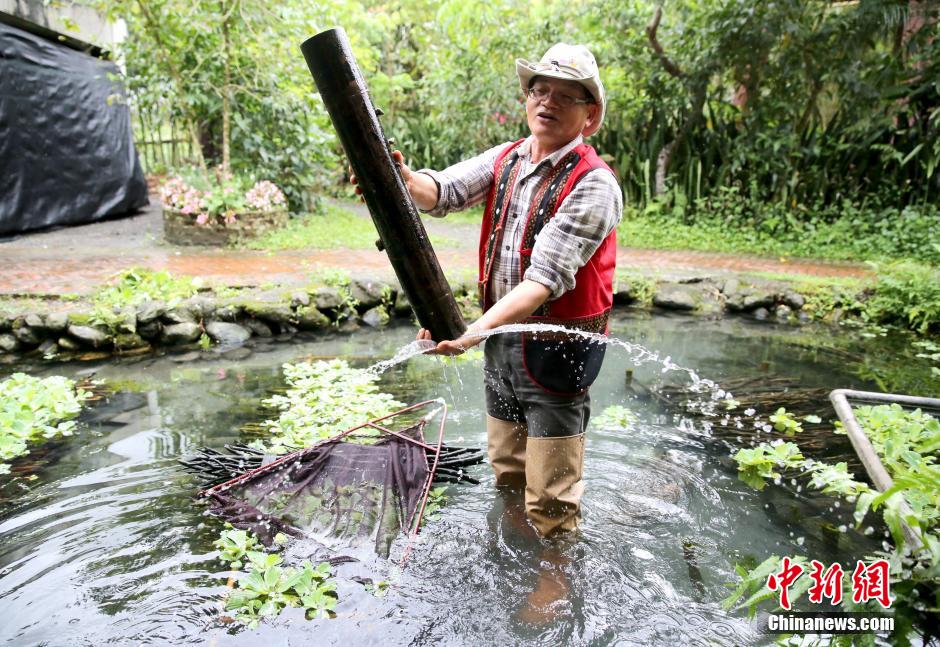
[117,346,152,358]
[37,340,58,356]
[66,313,94,327]
[160,322,202,345]
[77,351,111,362]
[57,336,81,351]
[116,308,137,335]
[163,307,197,324]
[244,302,294,325]
[206,321,252,346]
[314,286,344,311]
[393,290,412,316]
[782,292,806,310]
[361,306,390,328]
[138,321,163,339]
[244,319,273,338]
[742,291,776,311]
[721,277,741,297]
[0,333,20,353]
[137,300,167,324]
[44,313,69,334]
[349,279,386,310]
[337,318,360,333]
[652,283,698,311]
[24,313,44,329]
[13,325,41,346]
[774,304,793,320]
[753,307,770,321]
[213,304,241,321]
[181,296,216,319]
[290,290,311,308]
[797,311,811,324]
[295,306,330,331]
[114,333,149,350]
[0,316,10,333]
[68,325,112,348]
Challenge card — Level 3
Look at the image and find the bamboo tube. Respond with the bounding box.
[300,28,466,341]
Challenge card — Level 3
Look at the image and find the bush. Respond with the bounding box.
[865,262,940,334]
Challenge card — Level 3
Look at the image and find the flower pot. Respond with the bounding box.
[163,208,288,246]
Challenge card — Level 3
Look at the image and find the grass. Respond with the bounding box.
[243,202,379,251]
[617,207,940,268]
[242,201,466,251]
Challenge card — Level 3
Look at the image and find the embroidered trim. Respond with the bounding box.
[482,153,523,287]
[523,308,610,337]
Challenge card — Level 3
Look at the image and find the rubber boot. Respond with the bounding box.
[486,415,528,489]
[524,434,585,536]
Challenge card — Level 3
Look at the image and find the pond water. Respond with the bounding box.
[0,311,930,646]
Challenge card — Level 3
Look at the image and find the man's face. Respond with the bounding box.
[525,77,599,151]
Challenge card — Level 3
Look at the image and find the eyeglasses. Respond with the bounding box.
[527,86,594,109]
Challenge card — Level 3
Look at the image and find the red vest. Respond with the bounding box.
[478,139,618,394]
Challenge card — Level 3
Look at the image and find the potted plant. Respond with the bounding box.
[160,169,289,246]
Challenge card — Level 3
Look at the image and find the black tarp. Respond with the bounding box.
[0,21,148,236]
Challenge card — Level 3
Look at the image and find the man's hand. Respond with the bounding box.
[350,151,413,198]
[416,327,483,356]
[350,150,439,211]
[415,280,553,356]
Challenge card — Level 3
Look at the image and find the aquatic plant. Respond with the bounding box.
[0,373,91,474]
[418,486,448,526]
[255,359,403,453]
[768,408,822,436]
[727,404,940,643]
[591,405,639,430]
[732,441,804,491]
[215,526,337,629]
[214,526,261,571]
[93,268,200,310]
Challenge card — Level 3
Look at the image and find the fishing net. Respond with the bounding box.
[183,401,483,559]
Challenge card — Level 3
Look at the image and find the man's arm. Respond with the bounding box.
[418,279,552,355]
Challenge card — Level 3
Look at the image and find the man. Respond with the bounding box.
[358,44,621,536]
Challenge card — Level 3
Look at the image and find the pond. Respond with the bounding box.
[0,311,929,645]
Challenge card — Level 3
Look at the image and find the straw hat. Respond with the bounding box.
[515,43,606,137]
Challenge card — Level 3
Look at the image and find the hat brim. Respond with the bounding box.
[515,58,605,138]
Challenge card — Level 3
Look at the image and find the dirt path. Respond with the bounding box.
[0,200,871,296]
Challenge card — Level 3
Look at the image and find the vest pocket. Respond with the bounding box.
[521,331,607,395]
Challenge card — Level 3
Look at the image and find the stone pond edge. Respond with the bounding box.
[0,274,859,362]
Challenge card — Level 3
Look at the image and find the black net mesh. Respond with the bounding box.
[206,426,430,558]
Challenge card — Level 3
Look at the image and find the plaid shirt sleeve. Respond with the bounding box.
[415,142,512,216]
[524,168,623,299]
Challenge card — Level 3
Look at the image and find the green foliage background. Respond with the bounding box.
[100,0,939,263]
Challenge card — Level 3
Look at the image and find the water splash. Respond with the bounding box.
[366,323,734,417]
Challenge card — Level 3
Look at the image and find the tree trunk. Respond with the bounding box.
[220,0,232,173]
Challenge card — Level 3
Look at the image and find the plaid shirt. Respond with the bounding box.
[419,135,622,302]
